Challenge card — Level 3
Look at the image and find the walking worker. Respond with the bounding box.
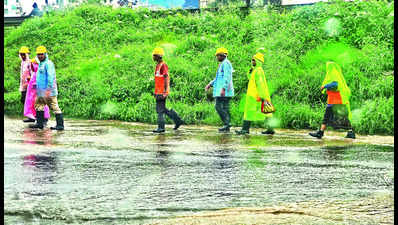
[29,46,64,130]
[24,58,51,125]
[236,52,275,135]
[19,46,35,123]
[152,47,184,133]
[205,47,234,132]
[309,61,355,139]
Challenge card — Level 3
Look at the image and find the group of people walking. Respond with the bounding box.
[18,45,355,139]
[19,46,64,131]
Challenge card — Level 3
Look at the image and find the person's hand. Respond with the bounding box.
[162,93,168,98]
[45,89,51,98]
[205,84,211,91]
[256,97,262,102]
[320,86,325,91]
[220,88,225,97]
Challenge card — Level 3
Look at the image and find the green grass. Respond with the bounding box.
[4,0,394,135]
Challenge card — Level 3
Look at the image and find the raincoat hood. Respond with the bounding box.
[322,61,352,121]
[322,62,351,103]
[19,53,30,62]
[241,57,272,121]
[252,57,263,68]
[36,53,49,64]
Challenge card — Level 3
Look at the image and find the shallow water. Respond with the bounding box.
[4,116,394,224]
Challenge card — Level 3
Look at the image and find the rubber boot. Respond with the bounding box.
[153,123,165,133]
[235,121,251,135]
[29,111,44,129]
[345,130,355,139]
[153,113,166,133]
[23,118,35,123]
[218,114,231,132]
[166,109,184,130]
[262,128,275,135]
[43,118,48,127]
[219,105,231,132]
[309,130,324,139]
[51,114,64,130]
[218,125,231,132]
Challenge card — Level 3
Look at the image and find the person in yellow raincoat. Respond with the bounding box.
[309,61,355,139]
[236,52,275,135]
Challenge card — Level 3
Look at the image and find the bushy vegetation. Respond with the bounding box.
[4,0,394,134]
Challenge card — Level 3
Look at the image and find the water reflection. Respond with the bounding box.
[209,148,240,200]
[22,128,54,146]
[22,152,58,196]
[213,133,233,145]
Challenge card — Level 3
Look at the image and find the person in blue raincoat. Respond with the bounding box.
[29,46,64,130]
[205,47,234,132]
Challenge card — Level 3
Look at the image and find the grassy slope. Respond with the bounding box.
[4,0,394,134]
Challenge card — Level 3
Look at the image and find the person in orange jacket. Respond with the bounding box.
[309,62,355,139]
[152,47,184,133]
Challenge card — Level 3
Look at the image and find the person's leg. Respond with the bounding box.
[153,96,166,133]
[309,106,332,139]
[164,98,184,130]
[22,90,35,122]
[235,120,251,135]
[21,91,35,122]
[154,112,166,132]
[345,121,356,139]
[29,97,46,129]
[219,97,231,132]
[261,117,275,135]
[215,97,226,125]
[48,96,64,130]
[21,91,27,105]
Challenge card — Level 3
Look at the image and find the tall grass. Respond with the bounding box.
[4,0,394,134]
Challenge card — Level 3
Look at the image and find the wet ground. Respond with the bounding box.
[4,116,394,224]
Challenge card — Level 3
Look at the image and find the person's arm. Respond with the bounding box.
[46,61,56,89]
[323,81,338,90]
[161,64,169,96]
[247,68,253,80]
[209,78,216,87]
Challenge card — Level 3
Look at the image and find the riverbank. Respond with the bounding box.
[152,192,394,225]
[4,1,394,135]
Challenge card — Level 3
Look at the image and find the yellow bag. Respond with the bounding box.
[261,100,275,114]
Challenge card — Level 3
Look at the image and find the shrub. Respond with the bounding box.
[4,0,394,135]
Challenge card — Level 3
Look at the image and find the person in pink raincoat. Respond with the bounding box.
[19,46,35,123]
[24,58,50,125]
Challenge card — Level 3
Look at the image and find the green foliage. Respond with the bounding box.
[4,0,394,134]
[351,96,394,135]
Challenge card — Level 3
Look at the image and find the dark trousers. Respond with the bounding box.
[215,97,231,126]
[323,105,352,130]
[155,95,181,125]
[21,91,27,104]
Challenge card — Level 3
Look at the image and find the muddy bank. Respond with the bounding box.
[151,192,393,225]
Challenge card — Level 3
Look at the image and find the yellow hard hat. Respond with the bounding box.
[215,47,228,56]
[31,58,37,64]
[152,47,165,56]
[19,46,30,54]
[253,52,264,63]
[36,46,47,54]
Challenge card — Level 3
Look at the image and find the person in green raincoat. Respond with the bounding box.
[236,52,275,135]
[309,61,355,139]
